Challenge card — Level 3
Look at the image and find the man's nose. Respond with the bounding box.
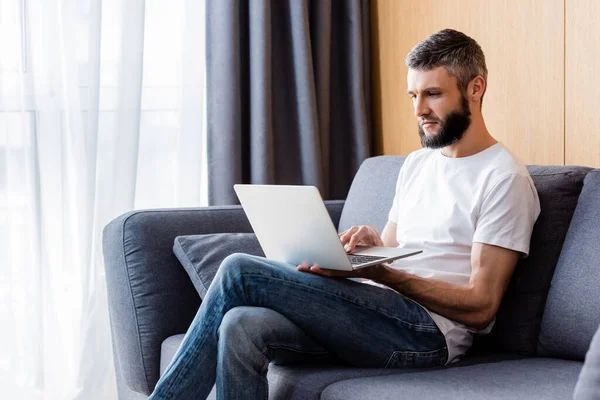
[413,97,430,118]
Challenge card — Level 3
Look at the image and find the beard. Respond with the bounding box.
[418,96,472,149]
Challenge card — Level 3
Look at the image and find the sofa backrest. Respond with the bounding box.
[338,156,405,233]
[537,170,600,360]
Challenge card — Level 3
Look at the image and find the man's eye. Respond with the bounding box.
[429,92,440,97]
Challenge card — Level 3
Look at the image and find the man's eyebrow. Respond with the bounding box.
[407,87,443,95]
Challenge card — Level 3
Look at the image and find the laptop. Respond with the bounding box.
[233,184,422,271]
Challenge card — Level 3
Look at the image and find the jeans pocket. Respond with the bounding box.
[384,347,448,368]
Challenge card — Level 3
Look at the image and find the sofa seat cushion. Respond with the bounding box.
[267,364,430,400]
[321,358,583,400]
[161,334,526,400]
[266,352,521,400]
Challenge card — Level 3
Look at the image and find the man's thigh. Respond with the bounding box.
[216,254,448,368]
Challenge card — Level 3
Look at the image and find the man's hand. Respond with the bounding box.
[297,224,388,280]
[338,225,384,253]
[296,262,389,281]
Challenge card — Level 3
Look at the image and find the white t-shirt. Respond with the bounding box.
[363,142,540,365]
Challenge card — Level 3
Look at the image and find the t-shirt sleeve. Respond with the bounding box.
[387,166,405,224]
[472,173,540,258]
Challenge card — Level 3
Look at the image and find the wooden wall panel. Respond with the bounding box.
[371,0,565,165]
[565,0,600,167]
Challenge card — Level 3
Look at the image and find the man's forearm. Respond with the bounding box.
[373,265,493,329]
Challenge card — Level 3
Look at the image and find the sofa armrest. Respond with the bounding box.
[102,200,345,395]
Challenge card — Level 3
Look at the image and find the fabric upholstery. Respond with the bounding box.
[478,166,591,354]
[538,170,600,360]
[574,322,600,399]
[338,156,405,233]
[206,0,371,205]
[174,233,264,299]
[321,358,583,400]
[268,353,528,400]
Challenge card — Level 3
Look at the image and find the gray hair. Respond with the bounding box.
[406,29,488,107]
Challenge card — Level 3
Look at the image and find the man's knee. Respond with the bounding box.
[219,253,289,277]
[218,307,274,372]
[218,253,260,279]
[221,253,254,268]
[219,306,264,345]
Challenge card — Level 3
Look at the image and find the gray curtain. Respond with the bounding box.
[206,0,372,205]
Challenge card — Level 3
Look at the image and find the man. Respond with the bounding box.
[149,29,540,400]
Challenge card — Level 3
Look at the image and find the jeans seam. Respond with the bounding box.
[393,347,447,357]
[266,343,330,355]
[242,272,439,333]
[255,349,270,400]
[259,347,270,376]
[384,346,448,368]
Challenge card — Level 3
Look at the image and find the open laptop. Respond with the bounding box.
[233,184,422,271]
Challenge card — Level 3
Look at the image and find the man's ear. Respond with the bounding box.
[468,76,486,104]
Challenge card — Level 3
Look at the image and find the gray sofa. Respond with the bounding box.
[103,156,600,399]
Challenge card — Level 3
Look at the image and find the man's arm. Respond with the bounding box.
[299,241,519,330]
[380,221,399,248]
[374,242,519,329]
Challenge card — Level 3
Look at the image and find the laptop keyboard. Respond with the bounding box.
[348,254,386,266]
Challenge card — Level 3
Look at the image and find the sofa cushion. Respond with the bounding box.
[338,156,405,233]
[321,358,583,400]
[476,166,591,354]
[160,334,526,400]
[574,322,600,399]
[538,170,600,360]
[267,364,417,400]
[173,233,264,299]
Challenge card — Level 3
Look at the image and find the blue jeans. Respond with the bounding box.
[148,254,447,400]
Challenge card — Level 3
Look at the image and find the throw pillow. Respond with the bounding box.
[173,233,264,299]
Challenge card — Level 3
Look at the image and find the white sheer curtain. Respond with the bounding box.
[0,0,207,399]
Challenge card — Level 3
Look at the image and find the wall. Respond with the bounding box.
[565,0,600,166]
[372,0,599,167]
